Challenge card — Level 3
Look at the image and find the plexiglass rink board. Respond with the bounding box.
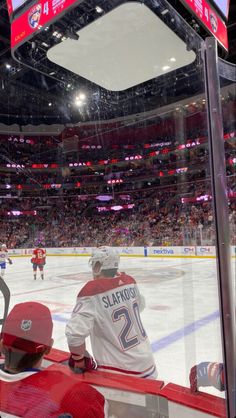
[1,254,234,399]
[218,57,236,417]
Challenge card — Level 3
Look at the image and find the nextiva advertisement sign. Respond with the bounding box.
[148,247,175,256]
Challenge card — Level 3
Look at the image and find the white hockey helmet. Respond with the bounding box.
[89,246,120,276]
[1,244,7,249]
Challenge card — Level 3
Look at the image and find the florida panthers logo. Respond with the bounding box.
[210,12,218,33]
[28,4,42,29]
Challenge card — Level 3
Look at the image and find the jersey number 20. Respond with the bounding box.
[112,302,147,351]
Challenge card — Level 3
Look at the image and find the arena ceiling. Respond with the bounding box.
[0,0,235,126]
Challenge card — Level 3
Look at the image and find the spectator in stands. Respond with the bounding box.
[0,301,107,418]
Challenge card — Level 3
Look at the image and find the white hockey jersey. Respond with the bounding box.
[0,250,9,265]
[66,273,157,379]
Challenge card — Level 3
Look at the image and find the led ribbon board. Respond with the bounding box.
[11,0,83,48]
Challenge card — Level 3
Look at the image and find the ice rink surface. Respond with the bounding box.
[1,255,235,396]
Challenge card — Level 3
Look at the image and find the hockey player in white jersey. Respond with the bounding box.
[0,244,12,280]
[65,246,157,379]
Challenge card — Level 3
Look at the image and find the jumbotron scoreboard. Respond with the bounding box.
[9,0,84,48]
[180,0,229,50]
[9,0,230,51]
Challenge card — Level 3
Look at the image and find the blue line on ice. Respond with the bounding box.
[151,310,219,352]
[52,310,220,352]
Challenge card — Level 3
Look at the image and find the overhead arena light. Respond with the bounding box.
[47,2,196,91]
[95,5,103,13]
[75,98,83,106]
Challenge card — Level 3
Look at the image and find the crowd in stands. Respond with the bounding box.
[0,181,235,248]
[0,113,235,249]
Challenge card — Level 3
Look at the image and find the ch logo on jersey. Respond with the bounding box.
[21,319,32,331]
[28,4,42,29]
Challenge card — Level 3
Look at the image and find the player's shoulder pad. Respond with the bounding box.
[117,272,136,285]
[78,274,136,298]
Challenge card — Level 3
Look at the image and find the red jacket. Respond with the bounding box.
[0,368,107,417]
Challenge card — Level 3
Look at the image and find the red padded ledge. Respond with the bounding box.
[44,348,70,363]
[47,363,164,395]
[160,383,226,418]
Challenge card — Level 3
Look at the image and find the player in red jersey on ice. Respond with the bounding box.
[66,246,157,379]
[31,244,46,280]
[0,301,108,418]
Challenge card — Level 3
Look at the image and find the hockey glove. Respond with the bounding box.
[8,259,13,265]
[69,351,96,374]
[189,362,225,392]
